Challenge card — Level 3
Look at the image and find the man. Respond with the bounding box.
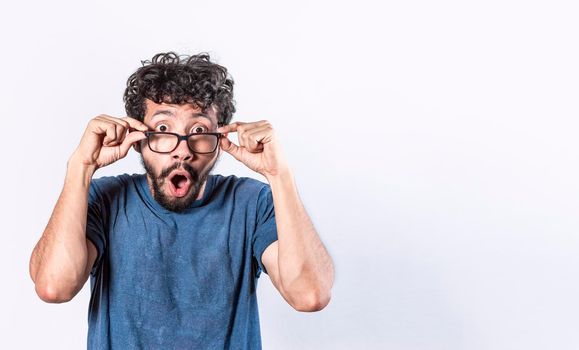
[29,52,334,349]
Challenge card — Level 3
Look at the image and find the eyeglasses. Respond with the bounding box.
[143,131,222,154]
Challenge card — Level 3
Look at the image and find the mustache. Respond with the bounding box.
[159,162,199,182]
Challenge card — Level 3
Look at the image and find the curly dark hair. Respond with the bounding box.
[123,52,235,126]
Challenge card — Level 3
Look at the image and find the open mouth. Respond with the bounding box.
[167,171,192,198]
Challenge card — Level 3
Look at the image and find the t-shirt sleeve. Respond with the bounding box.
[86,181,107,276]
[252,184,278,278]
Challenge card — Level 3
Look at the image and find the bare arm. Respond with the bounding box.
[262,171,334,312]
[29,115,148,303]
[217,120,334,312]
[29,162,98,303]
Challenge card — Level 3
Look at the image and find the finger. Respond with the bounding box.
[123,117,150,132]
[97,115,130,129]
[98,116,147,144]
[118,131,148,158]
[94,116,128,146]
[219,120,268,134]
[236,123,254,149]
[112,124,125,146]
[95,116,130,138]
[217,122,246,134]
[231,121,269,148]
[102,123,118,146]
[106,116,147,142]
[220,135,244,161]
[243,126,273,152]
[242,123,274,150]
[105,123,128,147]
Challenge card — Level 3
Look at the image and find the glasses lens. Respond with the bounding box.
[148,133,178,153]
[188,134,218,153]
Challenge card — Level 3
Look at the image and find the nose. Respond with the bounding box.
[171,137,194,162]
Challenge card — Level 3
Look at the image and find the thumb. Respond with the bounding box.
[119,131,147,158]
[220,135,244,161]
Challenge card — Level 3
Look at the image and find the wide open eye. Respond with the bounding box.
[156,124,169,132]
[192,125,208,133]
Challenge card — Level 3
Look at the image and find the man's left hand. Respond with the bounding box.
[217,120,290,179]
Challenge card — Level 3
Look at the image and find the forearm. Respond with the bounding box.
[30,159,95,302]
[267,171,334,303]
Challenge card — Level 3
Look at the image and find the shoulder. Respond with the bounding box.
[89,173,142,201]
[211,174,270,196]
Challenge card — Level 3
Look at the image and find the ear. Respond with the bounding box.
[133,142,142,153]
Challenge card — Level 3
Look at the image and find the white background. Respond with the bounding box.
[1,1,578,349]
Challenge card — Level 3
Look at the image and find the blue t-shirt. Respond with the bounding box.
[85,173,278,350]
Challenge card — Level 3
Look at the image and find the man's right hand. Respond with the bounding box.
[70,115,149,170]
[30,114,149,303]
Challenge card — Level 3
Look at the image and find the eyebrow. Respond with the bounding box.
[151,109,212,122]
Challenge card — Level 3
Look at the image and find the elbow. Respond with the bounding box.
[290,289,332,312]
[34,282,77,304]
[281,270,334,312]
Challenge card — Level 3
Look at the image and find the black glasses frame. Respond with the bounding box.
[143,131,222,154]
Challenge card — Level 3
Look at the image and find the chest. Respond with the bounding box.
[103,207,255,306]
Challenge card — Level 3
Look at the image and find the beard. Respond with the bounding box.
[140,156,217,213]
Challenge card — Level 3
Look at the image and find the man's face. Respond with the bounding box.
[138,99,221,212]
